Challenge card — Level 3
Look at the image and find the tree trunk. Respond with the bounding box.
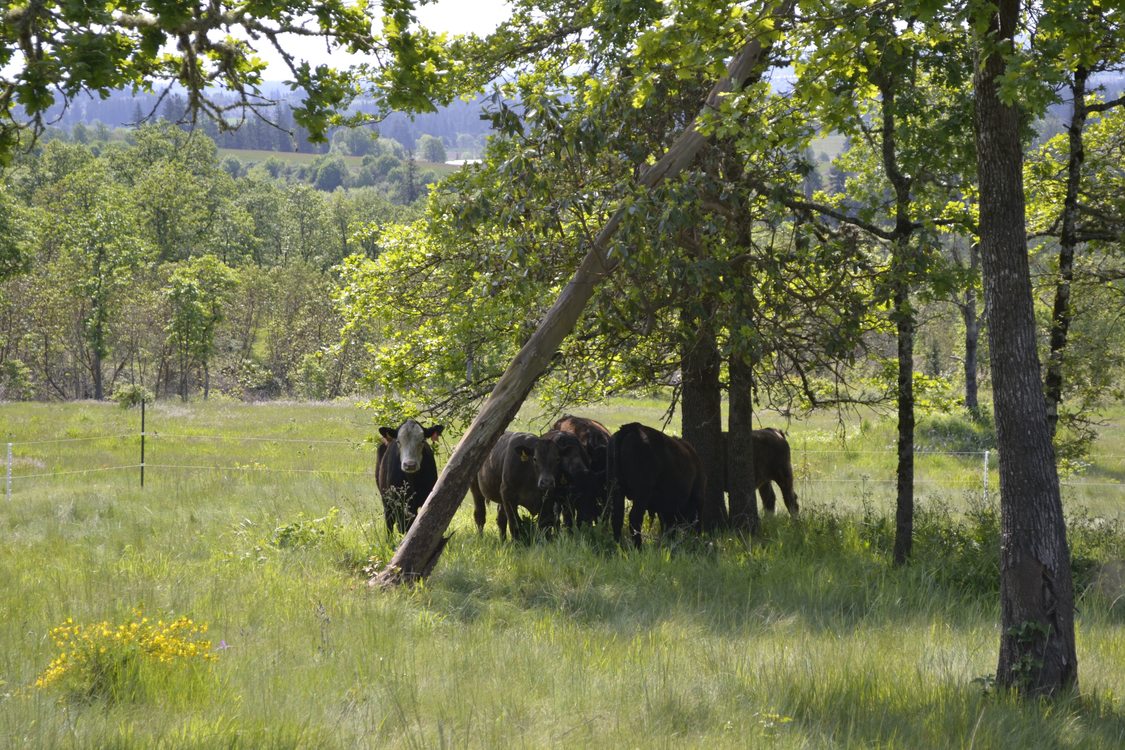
[680,303,727,532]
[892,274,915,566]
[962,243,981,416]
[877,73,917,566]
[370,12,791,587]
[727,210,759,534]
[727,350,759,534]
[92,348,104,401]
[974,0,1077,697]
[1044,67,1088,438]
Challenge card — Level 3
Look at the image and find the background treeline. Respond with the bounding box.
[38,89,493,159]
[0,123,422,402]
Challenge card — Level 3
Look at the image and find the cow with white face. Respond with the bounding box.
[376,419,444,534]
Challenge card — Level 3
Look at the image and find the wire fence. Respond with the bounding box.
[6,410,1125,504]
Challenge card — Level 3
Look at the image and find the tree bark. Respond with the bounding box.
[727,349,759,534]
[973,0,1077,697]
[727,205,759,534]
[92,348,104,401]
[876,72,917,566]
[370,8,792,587]
[1044,67,1088,438]
[892,272,915,566]
[962,243,982,416]
[680,302,727,532]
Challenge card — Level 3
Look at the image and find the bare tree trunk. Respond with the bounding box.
[962,243,982,416]
[680,303,727,532]
[727,350,759,534]
[370,11,791,587]
[1044,67,1088,438]
[892,272,915,565]
[877,74,917,566]
[974,0,1077,697]
[92,348,104,401]
[727,208,758,534]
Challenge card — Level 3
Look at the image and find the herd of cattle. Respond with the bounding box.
[376,415,799,547]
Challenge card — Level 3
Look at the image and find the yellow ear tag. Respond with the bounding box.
[520,452,529,463]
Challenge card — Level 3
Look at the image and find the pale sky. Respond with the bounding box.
[258,1,513,79]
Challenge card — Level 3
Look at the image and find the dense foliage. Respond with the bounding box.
[0,122,429,401]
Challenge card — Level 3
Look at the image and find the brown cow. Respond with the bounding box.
[552,415,612,525]
[470,430,591,540]
[722,428,799,516]
[609,422,704,547]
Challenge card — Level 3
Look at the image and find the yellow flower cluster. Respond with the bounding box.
[35,609,217,691]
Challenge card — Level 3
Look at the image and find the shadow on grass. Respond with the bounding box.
[416,501,1125,638]
[777,679,1125,749]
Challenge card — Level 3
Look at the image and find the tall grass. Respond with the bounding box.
[1,399,1123,747]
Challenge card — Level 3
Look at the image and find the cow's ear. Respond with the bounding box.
[379,427,396,444]
[425,424,444,441]
[515,446,532,463]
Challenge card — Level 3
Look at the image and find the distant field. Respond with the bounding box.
[1,398,1122,748]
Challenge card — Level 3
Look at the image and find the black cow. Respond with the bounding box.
[552,415,613,525]
[376,419,443,534]
[470,430,591,540]
[609,422,704,547]
[721,428,799,516]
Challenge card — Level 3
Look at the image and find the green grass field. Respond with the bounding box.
[1,398,1123,747]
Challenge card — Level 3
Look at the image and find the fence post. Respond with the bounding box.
[6,442,11,501]
[982,449,989,502]
[140,399,145,488]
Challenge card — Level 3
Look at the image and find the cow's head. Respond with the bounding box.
[380,420,443,474]
[517,431,590,491]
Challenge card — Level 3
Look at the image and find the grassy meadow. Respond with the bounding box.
[1,398,1124,748]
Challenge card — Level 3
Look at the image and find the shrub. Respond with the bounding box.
[916,411,996,453]
[35,609,217,703]
[0,358,33,400]
[271,507,343,549]
[109,383,153,408]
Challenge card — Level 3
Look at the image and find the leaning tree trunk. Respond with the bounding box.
[1044,66,1088,438]
[974,0,1077,697]
[370,7,793,587]
[680,301,727,532]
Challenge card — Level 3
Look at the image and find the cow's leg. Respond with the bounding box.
[778,467,799,516]
[470,479,487,534]
[405,492,421,533]
[758,481,778,514]
[609,481,625,543]
[629,503,646,548]
[382,495,395,535]
[496,503,508,541]
[536,493,558,534]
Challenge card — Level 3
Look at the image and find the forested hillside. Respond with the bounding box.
[0,122,428,402]
[35,89,494,160]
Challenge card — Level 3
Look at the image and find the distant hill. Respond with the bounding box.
[42,87,496,157]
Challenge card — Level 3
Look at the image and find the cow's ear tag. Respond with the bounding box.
[520,452,529,463]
